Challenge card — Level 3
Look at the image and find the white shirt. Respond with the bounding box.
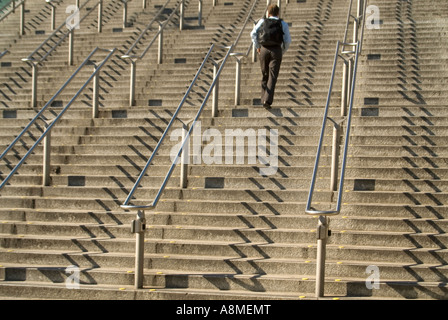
[250,16,291,54]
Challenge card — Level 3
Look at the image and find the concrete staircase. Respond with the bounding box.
[0,0,448,300]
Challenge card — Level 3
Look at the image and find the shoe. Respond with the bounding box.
[263,102,272,109]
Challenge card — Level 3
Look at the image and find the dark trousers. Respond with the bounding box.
[259,45,283,106]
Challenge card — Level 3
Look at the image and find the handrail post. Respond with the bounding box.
[98,0,103,33]
[234,56,242,106]
[31,62,38,108]
[142,0,146,9]
[19,0,25,35]
[348,57,353,109]
[316,215,330,298]
[158,23,163,64]
[132,210,146,289]
[129,59,137,106]
[123,0,128,28]
[23,60,39,108]
[252,22,257,63]
[122,54,138,107]
[92,64,100,118]
[42,127,52,186]
[198,0,202,27]
[68,28,74,66]
[44,0,63,31]
[353,20,358,46]
[212,61,219,117]
[330,123,341,192]
[48,1,56,30]
[353,0,361,44]
[359,0,367,53]
[341,54,354,117]
[180,122,190,188]
[341,58,350,117]
[252,43,256,63]
[179,0,184,31]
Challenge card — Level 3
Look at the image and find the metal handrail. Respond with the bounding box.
[304,40,360,216]
[0,47,116,190]
[23,0,101,65]
[0,0,24,21]
[0,0,12,14]
[121,0,186,106]
[303,0,367,299]
[121,0,265,210]
[121,44,234,290]
[120,0,262,290]
[305,0,367,217]
[122,0,172,57]
[121,44,233,211]
[342,0,367,53]
[232,0,261,50]
[0,50,9,59]
[121,44,233,289]
[22,0,103,108]
[341,0,355,50]
[0,0,25,35]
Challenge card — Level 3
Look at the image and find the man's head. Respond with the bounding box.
[267,4,280,17]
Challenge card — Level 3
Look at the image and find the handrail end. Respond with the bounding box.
[230,52,245,57]
[305,209,340,216]
[217,45,233,50]
[99,47,116,53]
[121,54,139,60]
[121,204,155,211]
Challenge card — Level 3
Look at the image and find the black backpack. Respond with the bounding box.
[258,18,284,46]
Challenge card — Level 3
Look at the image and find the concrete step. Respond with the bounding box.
[2,209,448,237]
[0,209,446,251]
[0,281,309,300]
[2,230,448,265]
[4,199,444,220]
[3,162,448,182]
[1,247,448,287]
[1,259,446,300]
[2,279,446,300]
